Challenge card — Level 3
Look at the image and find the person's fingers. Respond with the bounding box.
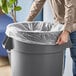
[58,40,65,45]
[56,31,69,45]
[56,36,61,44]
[57,36,68,45]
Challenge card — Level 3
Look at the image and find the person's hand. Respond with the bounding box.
[56,31,69,45]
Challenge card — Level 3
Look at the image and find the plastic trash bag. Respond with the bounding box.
[3,21,72,50]
[5,22,64,45]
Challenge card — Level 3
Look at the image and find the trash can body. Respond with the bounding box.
[3,22,72,76]
[11,39,65,76]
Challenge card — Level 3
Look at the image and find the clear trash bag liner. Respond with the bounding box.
[3,21,72,50]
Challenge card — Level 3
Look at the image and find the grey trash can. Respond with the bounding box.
[4,21,72,76]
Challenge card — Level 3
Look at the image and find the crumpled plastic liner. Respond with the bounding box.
[6,21,64,45]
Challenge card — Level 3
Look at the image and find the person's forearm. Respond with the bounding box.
[27,0,46,21]
[64,0,75,33]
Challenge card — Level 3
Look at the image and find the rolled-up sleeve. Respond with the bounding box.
[27,0,46,21]
[64,0,75,32]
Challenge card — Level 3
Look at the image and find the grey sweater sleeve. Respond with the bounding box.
[27,0,46,21]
